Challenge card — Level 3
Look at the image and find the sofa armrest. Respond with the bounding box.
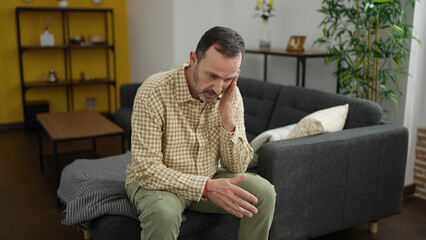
[257,123,408,239]
[119,83,141,108]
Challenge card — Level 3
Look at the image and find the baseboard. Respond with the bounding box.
[404,183,416,198]
[0,122,24,131]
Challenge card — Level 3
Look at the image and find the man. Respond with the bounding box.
[126,26,276,240]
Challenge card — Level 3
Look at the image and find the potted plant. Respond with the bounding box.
[314,0,421,118]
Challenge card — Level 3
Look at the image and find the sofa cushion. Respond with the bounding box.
[288,104,348,138]
[267,86,382,130]
[237,78,281,141]
[90,211,239,240]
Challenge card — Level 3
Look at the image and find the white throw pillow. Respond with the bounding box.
[288,104,349,138]
[248,124,296,168]
[247,104,349,168]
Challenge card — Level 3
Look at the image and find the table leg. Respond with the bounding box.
[53,141,59,188]
[301,57,306,87]
[121,133,125,153]
[263,53,268,82]
[296,57,300,86]
[37,118,43,172]
[92,138,97,158]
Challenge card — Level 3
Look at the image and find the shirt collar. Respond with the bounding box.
[175,62,194,103]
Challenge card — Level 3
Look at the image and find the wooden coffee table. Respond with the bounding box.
[36,110,125,186]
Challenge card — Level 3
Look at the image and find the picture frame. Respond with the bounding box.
[286,35,306,52]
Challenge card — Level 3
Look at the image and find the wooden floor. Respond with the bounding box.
[1,128,426,240]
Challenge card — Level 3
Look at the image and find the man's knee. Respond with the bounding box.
[127,183,185,226]
[141,198,183,226]
[243,174,276,206]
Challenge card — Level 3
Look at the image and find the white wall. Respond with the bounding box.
[403,0,426,185]
[127,0,175,82]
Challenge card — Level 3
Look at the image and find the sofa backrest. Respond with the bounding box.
[267,85,383,130]
[120,83,141,108]
[238,77,281,141]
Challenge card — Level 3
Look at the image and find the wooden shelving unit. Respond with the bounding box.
[16,7,117,129]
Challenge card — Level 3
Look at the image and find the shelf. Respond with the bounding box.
[20,46,68,51]
[17,7,117,127]
[72,79,115,86]
[16,7,113,13]
[69,44,113,49]
[20,44,113,51]
[23,81,70,89]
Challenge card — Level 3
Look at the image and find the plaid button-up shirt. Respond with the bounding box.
[125,62,253,201]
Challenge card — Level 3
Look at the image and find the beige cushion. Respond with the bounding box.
[288,104,349,138]
[248,104,349,168]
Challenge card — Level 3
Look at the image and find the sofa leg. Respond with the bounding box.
[369,222,378,233]
[83,230,91,240]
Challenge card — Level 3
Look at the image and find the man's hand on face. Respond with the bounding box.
[219,74,238,132]
[205,174,258,218]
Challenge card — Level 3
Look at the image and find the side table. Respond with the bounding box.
[37,110,125,187]
[245,48,327,87]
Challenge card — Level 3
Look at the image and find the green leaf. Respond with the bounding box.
[375,0,393,4]
[317,0,419,115]
[390,25,403,34]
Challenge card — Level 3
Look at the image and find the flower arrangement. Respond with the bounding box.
[255,0,275,21]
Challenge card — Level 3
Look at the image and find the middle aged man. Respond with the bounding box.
[126,26,276,240]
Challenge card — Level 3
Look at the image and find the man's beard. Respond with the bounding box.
[193,63,220,103]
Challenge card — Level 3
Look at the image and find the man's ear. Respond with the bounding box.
[190,51,197,65]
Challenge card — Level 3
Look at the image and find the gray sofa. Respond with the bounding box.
[66,77,408,240]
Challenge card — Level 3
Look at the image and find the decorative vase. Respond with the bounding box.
[259,19,271,49]
[40,29,54,47]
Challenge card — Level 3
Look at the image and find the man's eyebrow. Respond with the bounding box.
[207,71,236,80]
[207,71,221,78]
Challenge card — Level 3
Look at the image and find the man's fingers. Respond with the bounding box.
[220,199,244,218]
[229,175,258,204]
[235,197,258,215]
[208,176,259,218]
[234,187,258,204]
[223,199,253,218]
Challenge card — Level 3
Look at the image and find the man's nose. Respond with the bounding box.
[212,81,223,95]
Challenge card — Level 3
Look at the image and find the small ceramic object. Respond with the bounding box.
[48,68,57,82]
[59,0,68,8]
[40,29,54,47]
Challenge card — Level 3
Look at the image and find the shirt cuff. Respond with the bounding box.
[220,124,240,144]
[191,175,210,202]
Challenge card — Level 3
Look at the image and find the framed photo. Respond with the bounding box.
[286,36,306,52]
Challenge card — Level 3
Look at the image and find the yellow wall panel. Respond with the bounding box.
[0,0,129,125]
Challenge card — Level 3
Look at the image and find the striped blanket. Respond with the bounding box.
[57,152,138,229]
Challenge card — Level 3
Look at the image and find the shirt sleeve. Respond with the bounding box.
[130,92,208,202]
[220,88,254,173]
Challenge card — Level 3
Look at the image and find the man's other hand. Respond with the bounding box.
[205,174,258,218]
